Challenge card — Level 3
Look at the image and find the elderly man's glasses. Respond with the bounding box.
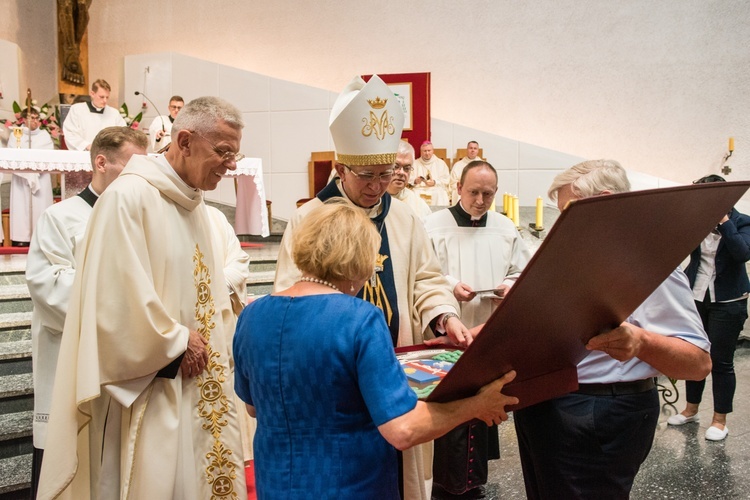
[192,132,245,163]
[394,165,413,174]
[343,165,394,183]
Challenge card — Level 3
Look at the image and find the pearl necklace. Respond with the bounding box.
[298,276,340,292]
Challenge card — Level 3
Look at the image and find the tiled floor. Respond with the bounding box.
[482,346,750,499]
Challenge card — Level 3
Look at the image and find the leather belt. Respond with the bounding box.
[575,378,655,396]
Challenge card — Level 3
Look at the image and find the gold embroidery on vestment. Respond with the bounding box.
[362,254,393,325]
[193,244,239,499]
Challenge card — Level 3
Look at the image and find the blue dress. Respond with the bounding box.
[233,294,418,499]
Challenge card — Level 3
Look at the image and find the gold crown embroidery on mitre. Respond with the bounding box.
[367,97,387,109]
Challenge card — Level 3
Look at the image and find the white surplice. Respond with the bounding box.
[425,207,531,328]
[26,194,94,450]
[38,155,245,500]
[62,103,126,151]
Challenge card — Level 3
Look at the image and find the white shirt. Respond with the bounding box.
[576,268,710,384]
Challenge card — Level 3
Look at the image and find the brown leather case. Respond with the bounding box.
[427,181,750,410]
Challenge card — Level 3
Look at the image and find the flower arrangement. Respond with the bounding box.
[119,103,143,130]
[3,100,62,148]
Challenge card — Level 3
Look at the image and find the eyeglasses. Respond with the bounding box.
[168,105,183,110]
[394,164,413,174]
[343,165,394,183]
[192,132,245,163]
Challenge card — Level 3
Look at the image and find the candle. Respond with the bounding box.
[729,137,735,152]
[506,194,514,221]
[503,193,509,214]
[512,196,520,227]
[535,196,544,229]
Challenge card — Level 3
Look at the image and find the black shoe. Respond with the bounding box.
[432,485,486,499]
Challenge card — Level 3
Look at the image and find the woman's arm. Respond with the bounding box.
[377,371,518,451]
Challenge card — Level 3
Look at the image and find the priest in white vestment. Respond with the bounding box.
[62,79,126,151]
[7,109,55,245]
[425,160,531,497]
[387,140,432,222]
[26,127,148,498]
[38,98,247,500]
[449,140,481,205]
[148,95,184,152]
[274,75,474,500]
[411,141,450,206]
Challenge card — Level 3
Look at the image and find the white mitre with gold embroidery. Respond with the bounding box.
[329,75,405,166]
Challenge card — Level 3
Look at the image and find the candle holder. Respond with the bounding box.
[528,222,546,239]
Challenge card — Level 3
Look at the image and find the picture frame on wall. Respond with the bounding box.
[388,82,413,131]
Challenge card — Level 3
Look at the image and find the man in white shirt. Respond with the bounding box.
[411,141,450,206]
[26,126,148,498]
[449,140,480,205]
[513,159,712,499]
[7,108,55,246]
[386,140,432,222]
[62,78,126,151]
[148,95,184,152]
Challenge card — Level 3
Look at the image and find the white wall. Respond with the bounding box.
[127,53,736,221]
[84,1,749,194]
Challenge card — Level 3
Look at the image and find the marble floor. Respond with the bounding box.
[481,346,750,499]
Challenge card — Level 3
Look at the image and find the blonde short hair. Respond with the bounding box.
[548,159,631,201]
[293,200,381,283]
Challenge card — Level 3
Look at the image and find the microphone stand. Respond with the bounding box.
[134,91,165,132]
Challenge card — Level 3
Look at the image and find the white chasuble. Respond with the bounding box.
[38,155,245,500]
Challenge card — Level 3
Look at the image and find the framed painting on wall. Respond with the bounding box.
[363,72,430,146]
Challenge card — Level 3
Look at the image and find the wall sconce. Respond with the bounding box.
[722,137,734,176]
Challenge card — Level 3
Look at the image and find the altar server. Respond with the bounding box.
[38,97,247,499]
[7,108,54,245]
[425,160,530,498]
[148,95,184,152]
[62,79,126,151]
[274,75,472,500]
[26,126,147,498]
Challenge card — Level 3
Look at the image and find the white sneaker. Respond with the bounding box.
[705,425,729,441]
[667,413,699,426]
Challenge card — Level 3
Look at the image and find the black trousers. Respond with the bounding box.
[685,297,748,414]
[513,388,659,500]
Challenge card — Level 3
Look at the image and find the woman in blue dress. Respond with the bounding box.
[233,200,518,499]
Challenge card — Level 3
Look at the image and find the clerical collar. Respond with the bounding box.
[169,115,175,124]
[86,102,105,114]
[449,202,488,227]
[77,185,99,207]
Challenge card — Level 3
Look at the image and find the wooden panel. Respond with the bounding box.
[428,181,750,409]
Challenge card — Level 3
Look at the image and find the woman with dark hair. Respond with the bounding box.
[668,174,750,441]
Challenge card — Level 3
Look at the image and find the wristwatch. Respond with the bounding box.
[440,312,460,330]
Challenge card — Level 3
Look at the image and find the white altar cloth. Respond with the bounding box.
[0,149,269,236]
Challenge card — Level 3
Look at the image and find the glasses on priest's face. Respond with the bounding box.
[343,165,394,184]
[192,131,245,163]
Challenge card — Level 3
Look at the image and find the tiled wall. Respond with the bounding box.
[124,52,749,221]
